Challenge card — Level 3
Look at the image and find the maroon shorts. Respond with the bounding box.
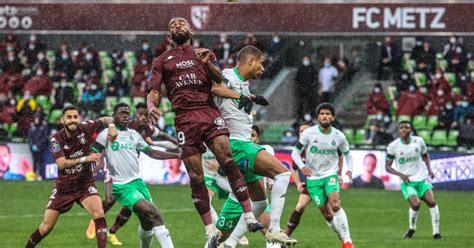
[174,107,229,158]
[46,183,100,214]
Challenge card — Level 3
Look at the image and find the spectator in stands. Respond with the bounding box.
[53,78,75,109]
[31,51,49,74]
[426,86,454,116]
[3,50,23,74]
[110,49,126,70]
[318,57,338,103]
[466,79,474,104]
[294,56,317,121]
[265,33,286,78]
[366,83,390,115]
[377,36,401,80]
[415,40,436,75]
[137,40,153,60]
[23,68,53,96]
[106,65,128,97]
[444,36,467,75]
[80,83,103,118]
[132,53,152,97]
[2,34,21,55]
[452,96,474,128]
[366,111,397,145]
[434,102,455,132]
[395,84,427,117]
[427,69,452,95]
[410,37,425,62]
[0,93,15,124]
[239,33,263,52]
[457,113,474,147]
[84,70,102,89]
[213,32,234,68]
[397,72,413,94]
[54,42,75,80]
[280,129,298,145]
[26,113,49,180]
[0,71,25,95]
[21,34,46,67]
[78,50,101,76]
[154,36,173,58]
[351,153,385,189]
[16,90,37,136]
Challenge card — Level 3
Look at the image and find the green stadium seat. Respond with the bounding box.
[36,95,51,112]
[444,72,456,86]
[412,115,427,130]
[132,97,145,109]
[6,123,17,140]
[452,87,462,96]
[353,129,366,145]
[102,70,115,84]
[364,115,376,128]
[427,116,438,129]
[118,96,132,106]
[105,96,118,111]
[102,57,113,70]
[447,130,459,147]
[414,72,427,86]
[397,115,411,123]
[48,109,63,125]
[431,130,447,146]
[342,128,354,144]
[124,51,137,69]
[122,69,131,82]
[417,129,431,144]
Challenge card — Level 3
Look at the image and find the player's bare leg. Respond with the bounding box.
[82,195,108,248]
[404,195,421,239]
[422,190,441,239]
[25,209,60,247]
[209,135,261,232]
[286,193,311,236]
[327,192,353,247]
[134,199,173,248]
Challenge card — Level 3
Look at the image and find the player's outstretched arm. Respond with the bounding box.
[196,48,223,83]
[147,89,163,125]
[56,153,102,170]
[211,81,240,99]
[142,147,180,160]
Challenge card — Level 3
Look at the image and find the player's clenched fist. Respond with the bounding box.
[301,166,312,177]
[86,153,102,163]
[195,48,211,65]
[147,105,162,126]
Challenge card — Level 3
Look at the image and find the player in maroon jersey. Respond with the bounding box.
[25,105,117,248]
[147,17,262,246]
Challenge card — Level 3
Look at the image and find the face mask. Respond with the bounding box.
[85,53,93,61]
[91,84,98,91]
[471,72,474,79]
[435,73,442,79]
[450,37,456,44]
[420,87,428,94]
[81,48,87,53]
[324,63,331,68]
[416,41,422,46]
[409,85,416,92]
[401,74,408,80]
[28,44,35,50]
[24,94,31,100]
[36,70,43,76]
[303,113,312,122]
[6,46,13,52]
[456,47,462,53]
[220,36,226,43]
[285,132,292,137]
[383,116,390,123]
[37,53,45,60]
[272,36,280,44]
[462,101,469,107]
[61,53,69,60]
[60,82,67,88]
[376,114,383,120]
[374,87,381,93]
[9,99,15,105]
[141,59,148,65]
[302,60,310,66]
[437,90,444,96]
[299,40,305,46]
[227,58,234,65]
[223,42,231,50]
[7,56,14,62]
[461,75,467,81]
[30,35,37,41]
[142,44,150,50]
[446,104,453,110]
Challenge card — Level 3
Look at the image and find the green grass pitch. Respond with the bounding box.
[1,181,473,247]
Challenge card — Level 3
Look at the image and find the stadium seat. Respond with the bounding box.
[444,72,456,86]
[427,116,438,129]
[353,129,365,145]
[414,72,427,86]
[397,115,411,123]
[102,70,115,84]
[6,123,17,140]
[48,109,63,125]
[431,130,447,146]
[36,95,51,112]
[412,115,427,130]
[364,115,376,128]
[447,130,459,147]
[47,50,56,66]
[118,96,132,106]
[124,51,137,69]
[417,129,431,144]
[105,96,118,111]
[342,128,354,144]
[452,87,462,96]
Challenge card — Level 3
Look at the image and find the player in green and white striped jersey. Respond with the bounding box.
[291,103,354,248]
[385,121,441,240]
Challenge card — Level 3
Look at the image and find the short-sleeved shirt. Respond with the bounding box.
[215,68,253,141]
[128,121,160,140]
[95,128,150,185]
[50,120,104,193]
[386,136,428,182]
[295,125,350,180]
[148,46,218,112]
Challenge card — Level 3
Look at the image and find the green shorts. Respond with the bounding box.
[265,204,271,213]
[216,197,242,232]
[307,175,340,208]
[229,139,265,183]
[401,180,434,200]
[204,176,220,193]
[112,178,152,212]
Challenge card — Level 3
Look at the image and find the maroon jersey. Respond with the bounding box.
[148,46,218,112]
[50,119,105,193]
[128,121,156,140]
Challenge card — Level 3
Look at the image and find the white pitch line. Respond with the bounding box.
[0,208,194,219]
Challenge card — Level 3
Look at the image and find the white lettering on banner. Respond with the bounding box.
[353,7,446,30]
[431,155,474,183]
[0,6,35,29]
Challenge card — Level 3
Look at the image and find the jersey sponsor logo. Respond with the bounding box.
[236,185,247,193]
[309,146,337,155]
[176,60,195,69]
[64,164,83,174]
[174,72,203,88]
[214,117,225,126]
[398,156,418,164]
[110,141,136,151]
[88,186,98,194]
[70,149,84,159]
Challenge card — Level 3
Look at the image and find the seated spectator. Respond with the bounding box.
[466,79,474,104]
[457,114,474,147]
[80,84,103,118]
[366,83,390,115]
[110,49,125,70]
[3,51,23,74]
[0,71,25,95]
[23,69,53,96]
[132,53,152,86]
[425,87,454,116]
[84,70,102,89]
[21,34,46,66]
[16,91,37,136]
[445,37,467,75]
[54,42,75,80]
[213,33,235,67]
[3,34,21,55]
[397,72,413,93]
[265,34,286,78]
[239,33,262,51]
[106,66,128,97]
[395,84,427,117]
[0,93,16,124]
[53,78,75,109]
[280,129,298,145]
[415,40,436,75]
[427,69,451,94]
[452,97,474,128]
[351,153,385,189]
[366,111,397,145]
[31,51,49,74]
[436,102,456,130]
[137,40,153,60]
[76,43,101,76]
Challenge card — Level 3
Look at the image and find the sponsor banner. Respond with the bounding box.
[0,4,473,33]
[0,143,34,180]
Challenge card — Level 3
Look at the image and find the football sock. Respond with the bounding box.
[269,172,291,232]
[138,225,154,248]
[101,199,114,213]
[221,160,252,213]
[190,182,212,225]
[210,204,219,224]
[333,208,351,243]
[286,209,304,236]
[429,205,440,235]
[153,225,174,248]
[409,207,419,230]
[225,200,267,246]
[110,207,132,234]
[94,217,108,248]
[25,229,46,248]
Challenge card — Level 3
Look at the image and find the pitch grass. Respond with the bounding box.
[0,181,473,247]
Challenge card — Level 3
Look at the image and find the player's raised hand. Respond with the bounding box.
[107,124,118,141]
[86,153,102,163]
[301,166,312,177]
[147,105,162,126]
[195,48,210,65]
[238,95,253,114]
[254,95,269,106]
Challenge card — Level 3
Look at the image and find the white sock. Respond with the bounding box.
[429,205,440,235]
[225,200,267,246]
[204,223,216,238]
[333,208,351,243]
[138,225,154,248]
[210,204,219,224]
[325,219,338,234]
[153,225,174,248]
[266,241,282,248]
[268,172,291,232]
[409,208,419,230]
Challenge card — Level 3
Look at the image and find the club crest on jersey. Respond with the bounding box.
[78,133,86,144]
[331,140,336,146]
[214,117,225,127]
[415,148,419,153]
[328,177,337,185]
[88,186,98,194]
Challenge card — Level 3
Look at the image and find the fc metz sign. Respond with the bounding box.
[0,3,473,34]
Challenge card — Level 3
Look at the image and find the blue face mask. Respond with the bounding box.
[324,63,331,68]
[461,101,469,108]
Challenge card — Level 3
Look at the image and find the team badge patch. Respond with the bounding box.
[51,139,60,153]
[328,177,336,185]
[214,117,225,126]
[88,186,98,194]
